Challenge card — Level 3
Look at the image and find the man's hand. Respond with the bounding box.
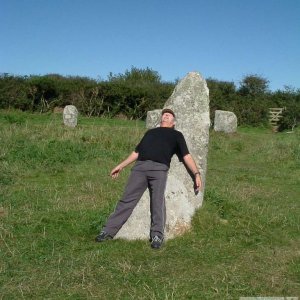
[109,151,138,179]
[194,174,202,192]
[183,154,202,193]
[110,165,122,179]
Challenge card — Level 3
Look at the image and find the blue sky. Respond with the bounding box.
[1,0,299,91]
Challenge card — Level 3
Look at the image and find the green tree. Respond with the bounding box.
[238,74,269,96]
[108,66,161,85]
[104,67,173,119]
[206,78,237,124]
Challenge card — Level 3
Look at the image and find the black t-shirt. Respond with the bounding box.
[135,127,189,167]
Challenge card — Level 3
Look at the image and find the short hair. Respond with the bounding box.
[161,108,175,118]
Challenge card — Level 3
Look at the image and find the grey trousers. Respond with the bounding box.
[103,160,169,239]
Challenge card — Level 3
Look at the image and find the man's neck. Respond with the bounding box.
[160,123,174,128]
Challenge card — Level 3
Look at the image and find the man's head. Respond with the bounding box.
[160,108,176,128]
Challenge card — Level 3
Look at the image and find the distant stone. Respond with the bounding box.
[214,110,237,133]
[63,105,78,127]
[115,113,128,120]
[116,71,210,240]
[53,106,64,114]
[146,109,161,128]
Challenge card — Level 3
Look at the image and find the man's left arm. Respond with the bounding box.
[183,154,202,191]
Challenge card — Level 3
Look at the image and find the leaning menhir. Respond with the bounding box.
[116,72,210,240]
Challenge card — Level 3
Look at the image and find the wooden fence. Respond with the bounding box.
[269,107,284,131]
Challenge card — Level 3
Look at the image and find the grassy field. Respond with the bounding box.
[0,109,299,299]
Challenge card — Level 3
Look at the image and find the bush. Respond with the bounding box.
[272,87,300,131]
[0,71,299,127]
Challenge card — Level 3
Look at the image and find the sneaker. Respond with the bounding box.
[150,235,164,249]
[95,231,113,242]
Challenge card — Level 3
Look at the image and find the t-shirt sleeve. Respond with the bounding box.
[135,143,140,153]
[135,130,149,153]
[135,139,141,153]
[177,132,189,157]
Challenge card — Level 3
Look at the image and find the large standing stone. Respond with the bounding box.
[63,105,78,127]
[115,72,210,240]
[214,110,237,133]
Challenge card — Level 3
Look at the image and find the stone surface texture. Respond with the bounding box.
[63,105,78,127]
[115,72,210,240]
[214,110,237,133]
[146,109,162,128]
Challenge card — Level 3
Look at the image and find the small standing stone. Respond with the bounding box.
[214,110,237,133]
[146,109,162,128]
[63,105,78,127]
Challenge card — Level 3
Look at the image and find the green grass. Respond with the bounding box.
[0,109,299,299]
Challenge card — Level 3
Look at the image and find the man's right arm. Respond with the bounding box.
[110,151,139,179]
[183,154,202,191]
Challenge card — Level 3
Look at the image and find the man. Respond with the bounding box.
[95,108,202,249]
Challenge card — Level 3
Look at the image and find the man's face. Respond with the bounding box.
[160,112,175,128]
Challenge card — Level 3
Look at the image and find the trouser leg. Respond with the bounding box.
[103,170,147,237]
[148,170,168,239]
